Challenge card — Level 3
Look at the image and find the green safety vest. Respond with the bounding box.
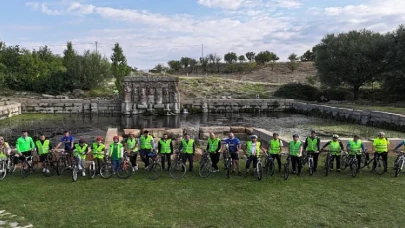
[289,141,302,156]
[246,141,261,157]
[329,141,341,155]
[269,139,281,154]
[349,140,362,155]
[74,143,88,159]
[92,143,105,159]
[207,138,220,153]
[109,143,123,160]
[159,139,172,154]
[140,135,153,149]
[126,138,138,152]
[181,139,194,154]
[36,140,50,155]
[373,138,389,153]
[16,136,35,153]
[0,142,9,159]
[306,137,318,151]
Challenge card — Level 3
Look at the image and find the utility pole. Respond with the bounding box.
[201,44,204,59]
[95,41,98,52]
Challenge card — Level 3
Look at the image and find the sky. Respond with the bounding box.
[0,0,404,70]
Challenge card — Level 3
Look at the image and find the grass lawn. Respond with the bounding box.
[1,156,404,228]
[332,103,405,115]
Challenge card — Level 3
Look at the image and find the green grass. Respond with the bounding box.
[1,157,405,228]
[332,103,405,115]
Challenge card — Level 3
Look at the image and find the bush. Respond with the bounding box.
[320,88,353,101]
[274,83,320,101]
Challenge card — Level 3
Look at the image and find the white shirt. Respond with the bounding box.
[251,143,257,156]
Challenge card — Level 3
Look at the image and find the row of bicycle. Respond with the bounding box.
[1,149,404,181]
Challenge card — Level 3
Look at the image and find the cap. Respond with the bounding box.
[96,137,103,141]
[332,134,339,138]
[378,132,385,136]
[113,136,119,140]
[250,135,258,139]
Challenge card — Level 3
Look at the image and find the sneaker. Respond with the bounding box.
[132,167,136,172]
[134,165,138,171]
[82,171,86,177]
[42,168,46,173]
[337,169,341,172]
[46,169,50,173]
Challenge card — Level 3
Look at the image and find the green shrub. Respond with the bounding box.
[274,83,320,101]
[320,88,353,101]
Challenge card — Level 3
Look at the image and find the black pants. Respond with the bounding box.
[182,153,194,171]
[14,151,32,164]
[307,152,319,171]
[291,156,302,174]
[330,155,341,170]
[130,152,138,167]
[210,152,220,170]
[161,153,172,170]
[269,154,281,171]
[374,152,388,171]
[94,158,103,174]
[140,149,151,167]
[39,154,47,163]
[246,156,258,169]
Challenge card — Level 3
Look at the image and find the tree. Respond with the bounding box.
[246,52,255,62]
[268,52,279,70]
[287,53,299,72]
[167,60,182,71]
[199,56,209,72]
[189,58,197,73]
[255,51,279,67]
[314,29,388,100]
[224,52,237,63]
[300,49,315,62]
[152,64,166,73]
[238,55,246,62]
[180,57,192,68]
[111,43,131,95]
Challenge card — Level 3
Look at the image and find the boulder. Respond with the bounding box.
[72,89,85,97]
[165,128,184,139]
[245,127,254,134]
[42,94,55,99]
[55,95,69,99]
[230,126,245,133]
[123,129,141,137]
[199,126,231,134]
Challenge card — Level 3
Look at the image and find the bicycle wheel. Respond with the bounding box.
[226,159,231,178]
[117,161,132,179]
[147,163,163,180]
[88,163,96,179]
[374,157,385,175]
[7,158,16,173]
[257,162,263,181]
[169,162,187,179]
[56,157,67,175]
[267,159,275,176]
[350,162,358,178]
[42,161,54,177]
[100,163,113,179]
[21,161,29,178]
[308,159,314,176]
[32,156,39,171]
[340,156,348,171]
[359,153,368,169]
[283,163,290,180]
[0,161,6,180]
[72,167,78,182]
[325,155,331,177]
[199,159,211,178]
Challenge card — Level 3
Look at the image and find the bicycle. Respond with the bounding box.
[223,145,232,178]
[42,151,56,177]
[199,151,212,178]
[341,151,360,178]
[145,151,162,180]
[20,154,36,178]
[281,153,291,180]
[100,155,113,179]
[0,157,7,180]
[370,152,386,175]
[322,150,334,177]
[56,151,73,175]
[6,153,16,173]
[255,155,263,181]
[169,151,186,179]
[117,152,132,179]
[302,151,316,176]
[394,151,404,177]
[264,153,276,176]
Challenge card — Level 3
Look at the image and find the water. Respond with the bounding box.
[0,113,404,147]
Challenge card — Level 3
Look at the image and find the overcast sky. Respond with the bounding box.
[1,0,404,70]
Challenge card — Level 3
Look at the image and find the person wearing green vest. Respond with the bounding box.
[125,132,139,172]
[158,133,173,170]
[244,135,265,175]
[16,130,35,164]
[289,134,303,175]
[267,132,283,172]
[35,134,52,173]
[321,134,344,172]
[139,130,155,168]
[74,138,91,177]
[372,132,389,173]
[109,136,124,174]
[0,136,11,159]
[304,130,321,172]
[346,135,365,172]
[206,132,221,172]
[92,137,105,175]
[179,133,195,172]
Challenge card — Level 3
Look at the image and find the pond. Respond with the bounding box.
[0,113,404,147]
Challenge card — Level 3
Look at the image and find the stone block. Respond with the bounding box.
[123,129,141,137]
[230,126,245,133]
[199,126,231,134]
[142,128,166,138]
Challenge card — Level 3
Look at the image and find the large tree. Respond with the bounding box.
[224,52,237,63]
[314,29,388,100]
[287,53,299,72]
[167,60,182,71]
[111,43,131,94]
[245,52,255,62]
[300,49,315,62]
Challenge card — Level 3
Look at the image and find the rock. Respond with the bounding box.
[55,95,69,99]
[165,128,184,139]
[230,126,245,133]
[72,89,85,97]
[221,96,226,99]
[199,126,231,133]
[227,96,232,99]
[245,127,254,134]
[42,94,55,99]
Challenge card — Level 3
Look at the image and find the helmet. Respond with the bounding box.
[96,137,103,141]
[113,136,119,141]
[378,132,385,137]
[293,134,299,138]
[250,135,258,139]
[332,134,339,138]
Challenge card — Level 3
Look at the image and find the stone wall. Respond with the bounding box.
[13,98,121,115]
[182,99,294,113]
[0,101,21,120]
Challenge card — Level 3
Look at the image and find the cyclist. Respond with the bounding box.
[92,137,105,175]
[372,132,389,173]
[393,138,405,169]
[304,130,320,172]
[16,130,35,165]
[124,132,139,171]
[321,134,344,172]
[289,134,303,176]
[0,136,11,164]
[109,136,124,174]
[139,130,154,168]
[54,131,75,167]
[224,133,242,176]
[35,134,52,173]
[74,138,91,177]
[346,135,365,172]
[206,132,221,173]
[267,132,283,172]
[158,133,173,171]
[243,135,266,175]
[179,133,195,172]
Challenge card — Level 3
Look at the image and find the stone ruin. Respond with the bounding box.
[122,76,181,115]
